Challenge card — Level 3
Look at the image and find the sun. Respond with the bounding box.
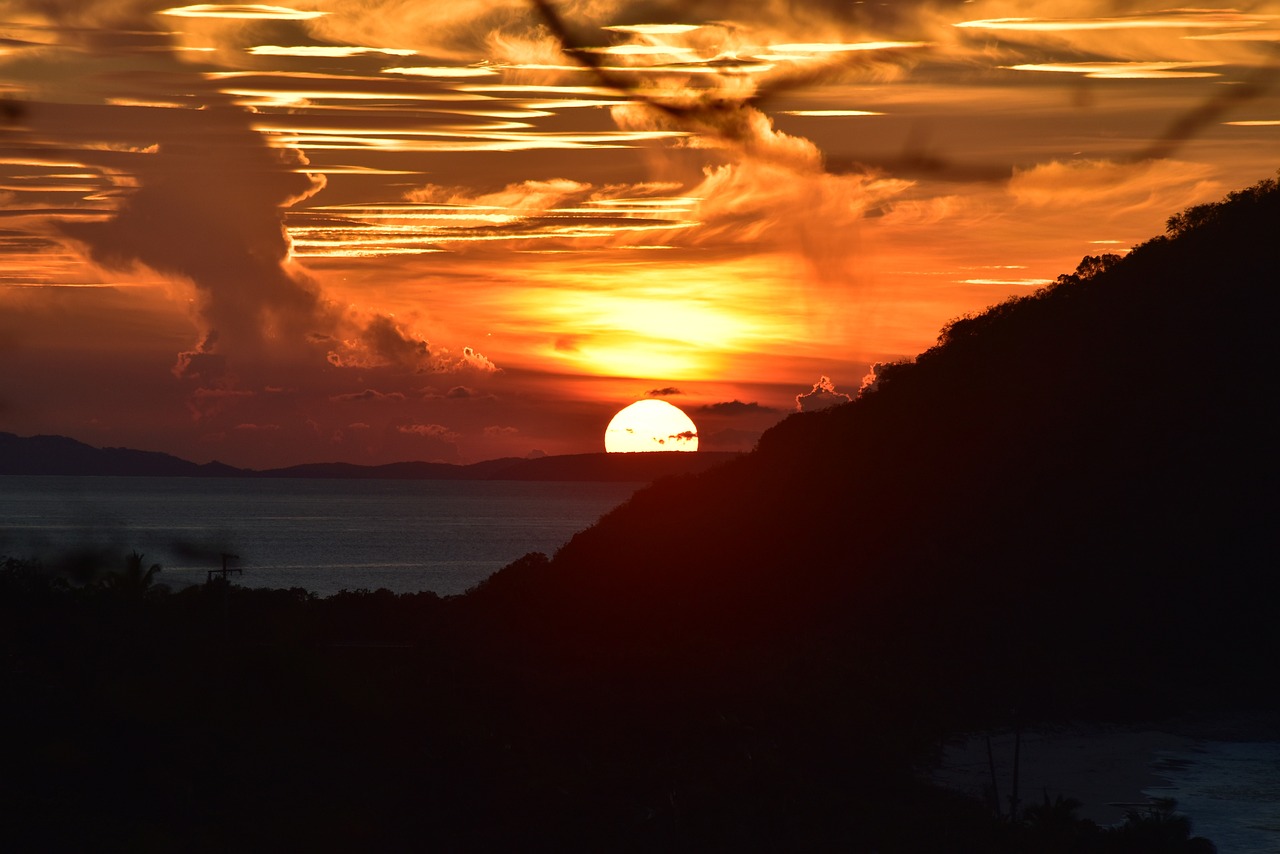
[604,399,699,453]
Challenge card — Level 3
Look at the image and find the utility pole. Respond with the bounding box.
[206,553,241,642]
[206,552,241,585]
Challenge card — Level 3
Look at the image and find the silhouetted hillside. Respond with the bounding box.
[476,175,1280,722]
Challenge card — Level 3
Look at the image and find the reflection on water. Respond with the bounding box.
[0,475,639,596]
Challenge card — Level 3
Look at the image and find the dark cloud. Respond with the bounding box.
[329,389,407,403]
[327,315,430,370]
[696,399,776,416]
[172,347,226,381]
[23,7,451,393]
[646,386,682,396]
[58,110,329,358]
[397,423,458,440]
[446,386,482,399]
[795,376,852,412]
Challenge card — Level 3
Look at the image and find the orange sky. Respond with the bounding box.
[1,1,1277,467]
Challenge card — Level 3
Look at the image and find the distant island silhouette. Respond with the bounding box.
[5,175,1278,851]
[0,431,739,482]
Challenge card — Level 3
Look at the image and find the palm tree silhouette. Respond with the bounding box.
[99,550,165,597]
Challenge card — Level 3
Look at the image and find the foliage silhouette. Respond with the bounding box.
[97,550,167,597]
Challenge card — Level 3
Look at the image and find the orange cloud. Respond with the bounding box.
[795,375,852,412]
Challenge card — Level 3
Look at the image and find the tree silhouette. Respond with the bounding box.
[1106,799,1217,854]
[98,550,166,597]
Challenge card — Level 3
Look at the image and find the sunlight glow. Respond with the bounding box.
[1188,29,1280,42]
[956,14,1269,32]
[960,278,1052,286]
[766,41,928,53]
[248,46,417,58]
[160,4,328,20]
[383,66,499,78]
[602,24,703,35]
[781,110,883,117]
[579,45,697,57]
[1007,62,1222,79]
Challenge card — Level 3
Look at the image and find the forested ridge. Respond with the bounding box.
[3,177,1277,851]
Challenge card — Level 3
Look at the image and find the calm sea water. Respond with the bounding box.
[1148,740,1280,853]
[0,475,639,596]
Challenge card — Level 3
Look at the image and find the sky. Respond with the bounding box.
[1,1,1276,468]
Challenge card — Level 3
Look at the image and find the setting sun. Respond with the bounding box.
[604,400,699,453]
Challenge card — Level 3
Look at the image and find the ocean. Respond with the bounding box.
[1148,739,1280,853]
[936,727,1280,852]
[0,475,640,596]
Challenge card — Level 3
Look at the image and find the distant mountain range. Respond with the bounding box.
[0,431,739,482]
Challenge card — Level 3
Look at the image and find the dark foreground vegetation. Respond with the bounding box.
[5,177,1278,851]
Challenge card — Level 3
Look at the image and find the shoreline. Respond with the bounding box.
[932,724,1191,825]
[932,714,1280,829]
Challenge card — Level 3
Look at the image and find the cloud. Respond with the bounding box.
[397,423,459,441]
[1009,159,1220,213]
[684,157,911,263]
[325,314,431,370]
[441,346,500,374]
[306,0,533,61]
[858,362,894,396]
[329,389,407,403]
[13,4,461,396]
[646,386,682,396]
[172,342,227,381]
[392,421,462,462]
[607,93,913,277]
[56,106,331,361]
[696,399,777,416]
[795,375,851,412]
[301,0,920,272]
[484,425,519,437]
[445,385,488,399]
[407,178,592,215]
